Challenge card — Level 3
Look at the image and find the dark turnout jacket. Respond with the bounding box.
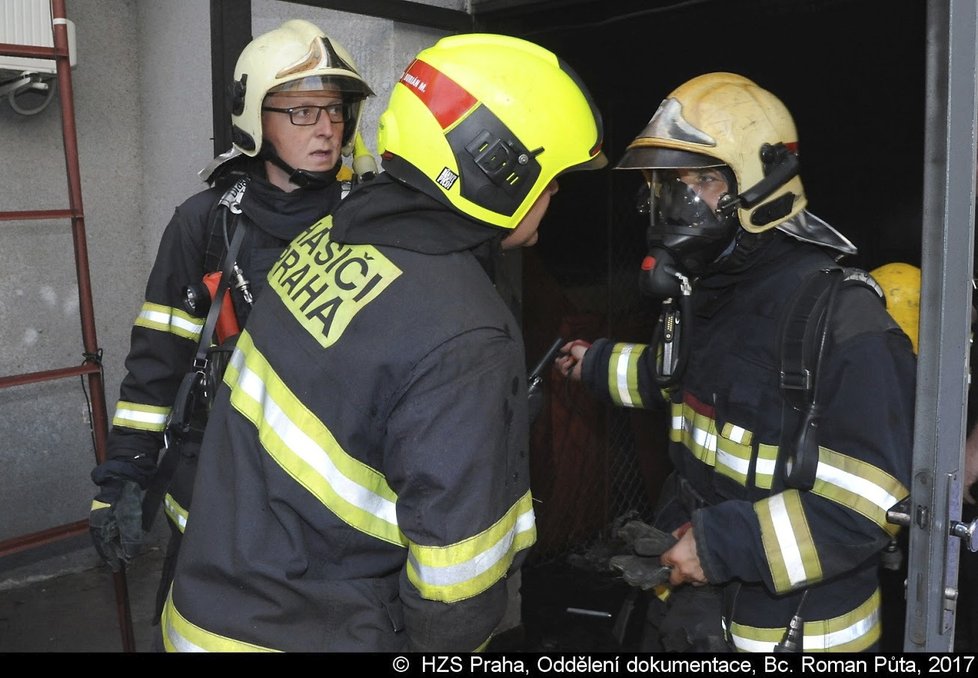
[162,174,535,652]
[580,232,916,652]
[105,173,344,530]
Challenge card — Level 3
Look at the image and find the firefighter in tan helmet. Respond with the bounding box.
[88,20,375,637]
[558,72,916,652]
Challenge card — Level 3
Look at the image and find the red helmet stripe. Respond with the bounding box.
[399,59,478,129]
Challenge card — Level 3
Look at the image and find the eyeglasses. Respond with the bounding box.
[261,103,348,126]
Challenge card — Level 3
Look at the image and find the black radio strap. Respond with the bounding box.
[141,211,248,531]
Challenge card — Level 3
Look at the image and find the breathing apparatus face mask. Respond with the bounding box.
[637,167,740,299]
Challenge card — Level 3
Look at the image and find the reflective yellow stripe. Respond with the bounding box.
[670,400,717,467]
[161,589,278,652]
[225,331,406,546]
[112,401,170,432]
[607,343,645,408]
[134,302,203,341]
[755,490,822,593]
[164,493,188,533]
[755,443,779,489]
[716,423,752,485]
[407,491,536,603]
[681,411,907,516]
[812,448,908,535]
[729,588,881,652]
[91,499,110,510]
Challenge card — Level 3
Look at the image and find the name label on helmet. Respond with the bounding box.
[269,216,401,348]
[400,58,477,130]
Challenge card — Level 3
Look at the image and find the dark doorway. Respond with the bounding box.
[475,0,925,653]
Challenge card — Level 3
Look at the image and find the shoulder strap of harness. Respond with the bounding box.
[777,266,884,490]
[203,176,249,273]
[140,179,249,530]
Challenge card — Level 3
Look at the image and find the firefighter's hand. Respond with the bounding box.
[89,456,154,571]
[660,527,708,587]
[556,340,590,382]
[89,479,145,571]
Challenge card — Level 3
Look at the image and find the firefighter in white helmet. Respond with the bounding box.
[88,19,375,633]
[160,33,606,651]
[558,72,915,652]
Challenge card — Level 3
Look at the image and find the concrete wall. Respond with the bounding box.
[0,0,463,574]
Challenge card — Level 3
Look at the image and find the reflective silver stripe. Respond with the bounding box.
[754,446,779,489]
[225,337,404,545]
[164,494,188,533]
[231,350,401,531]
[166,624,206,653]
[728,425,748,444]
[816,457,902,516]
[408,493,536,602]
[804,607,880,651]
[691,424,717,453]
[768,493,807,586]
[730,590,880,652]
[671,402,717,466]
[162,589,277,652]
[716,448,750,476]
[409,506,534,588]
[614,344,637,407]
[112,405,168,428]
[135,303,204,339]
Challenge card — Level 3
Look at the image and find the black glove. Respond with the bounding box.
[609,520,677,590]
[89,456,155,571]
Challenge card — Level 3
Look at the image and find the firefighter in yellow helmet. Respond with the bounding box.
[161,33,606,651]
[558,72,915,651]
[88,19,375,636]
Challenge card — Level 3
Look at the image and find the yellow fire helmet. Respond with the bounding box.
[616,72,806,233]
[377,33,607,230]
[870,262,921,353]
[230,19,373,157]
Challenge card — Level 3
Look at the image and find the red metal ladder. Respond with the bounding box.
[0,0,135,652]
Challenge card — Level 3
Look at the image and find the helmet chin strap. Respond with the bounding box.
[262,146,341,189]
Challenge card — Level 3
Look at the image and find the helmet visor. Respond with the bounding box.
[268,75,370,99]
[640,167,740,277]
[648,167,733,232]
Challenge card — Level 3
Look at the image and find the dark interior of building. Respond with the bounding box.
[466,0,930,653]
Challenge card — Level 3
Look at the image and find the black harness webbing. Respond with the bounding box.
[140,206,248,531]
[778,267,844,491]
